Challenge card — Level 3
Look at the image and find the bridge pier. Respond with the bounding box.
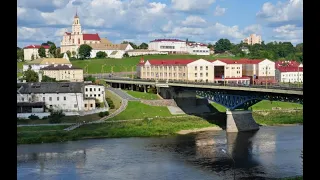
[143,85,146,93]
[226,110,259,132]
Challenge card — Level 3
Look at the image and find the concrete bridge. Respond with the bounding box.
[102,78,303,133]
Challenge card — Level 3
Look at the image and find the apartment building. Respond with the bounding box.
[40,65,84,82]
[243,34,262,45]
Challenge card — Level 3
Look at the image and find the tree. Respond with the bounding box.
[66,50,71,58]
[31,54,34,60]
[38,46,46,58]
[48,109,65,124]
[139,43,148,49]
[214,39,232,53]
[17,49,24,61]
[72,51,77,57]
[296,43,303,53]
[42,41,55,46]
[84,75,96,82]
[78,44,92,59]
[123,41,138,49]
[55,48,61,58]
[49,43,57,57]
[123,52,129,57]
[96,51,107,58]
[207,43,214,49]
[42,75,56,82]
[23,66,38,82]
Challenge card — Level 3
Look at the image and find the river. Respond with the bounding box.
[17,126,303,180]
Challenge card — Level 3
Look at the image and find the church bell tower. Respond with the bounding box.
[72,9,82,35]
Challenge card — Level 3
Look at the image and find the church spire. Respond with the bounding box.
[74,8,78,18]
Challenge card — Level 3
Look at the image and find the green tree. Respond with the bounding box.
[42,75,56,82]
[207,43,214,49]
[84,75,96,82]
[48,109,65,124]
[78,44,92,59]
[17,49,24,61]
[42,41,55,46]
[96,51,107,58]
[139,42,148,49]
[123,52,129,57]
[31,54,34,60]
[23,66,38,82]
[123,41,138,49]
[55,48,61,58]
[214,39,232,53]
[66,50,71,58]
[38,46,46,58]
[296,43,303,53]
[49,43,56,57]
[72,51,77,57]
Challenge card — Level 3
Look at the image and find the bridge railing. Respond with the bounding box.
[102,77,303,91]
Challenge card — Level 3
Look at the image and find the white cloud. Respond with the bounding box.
[272,24,302,44]
[181,16,207,27]
[256,0,303,27]
[18,0,70,12]
[162,21,174,32]
[171,0,216,12]
[243,24,262,34]
[214,5,226,16]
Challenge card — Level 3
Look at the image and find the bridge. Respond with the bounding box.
[101,78,303,133]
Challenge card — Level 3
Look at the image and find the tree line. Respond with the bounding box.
[209,39,303,62]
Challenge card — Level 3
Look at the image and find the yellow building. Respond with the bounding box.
[40,65,84,82]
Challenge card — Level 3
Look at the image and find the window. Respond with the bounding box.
[43,97,45,101]
[64,96,66,100]
[57,97,59,101]
[195,66,197,70]
[49,97,52,101]
[85,104,87,107]
[90,94,92,97]
[98,88,100,91]
[90,88,92,91]
[94,94,96,97]
[232,67,235,69]
[195,73,197,77]
[200,66,203,70]
[94,88,96,91]
[74,104,77,108]
[90,104,93,107]
[22,97,24,101]
[86,94,88,97]
[226,67,229,69]
[50,105,53,108]
[206,66,208,70]
[98,94,101,97]
[200,73,203,77]
[206,72,208,77]
[86,88,88,91]
[206,79,208,82]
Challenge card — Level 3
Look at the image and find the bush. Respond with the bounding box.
[99,111,110,117]
[42,116,48,120]
[106,97,115,109]
[48,110,65,124]
[28,114,40,120]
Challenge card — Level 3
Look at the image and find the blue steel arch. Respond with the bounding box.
[196,90,303,110]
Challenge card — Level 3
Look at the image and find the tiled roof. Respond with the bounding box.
[150,39,185,42]
[212,59,241,64]
[215,77,251,80]
[24,45,50,49]
[17,82,83,94]
[27,58,71,65]
[83,33,101,41]
[237,59,263,64]
[277,66,303,72]
[40,65,82,70]
[147,59,195,65]
[275,60,301,67]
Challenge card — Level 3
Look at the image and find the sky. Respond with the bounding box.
[17,0,303,48]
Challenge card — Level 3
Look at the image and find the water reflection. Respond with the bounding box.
[17,126,303,180]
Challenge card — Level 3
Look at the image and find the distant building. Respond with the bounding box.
[23,45,50,61]
[275,60,303,83]
[127,49,168,57]
[243,34,262,45]
[23,57,72,73]
[148,39,209,55]
[40,65,84,82]
[83,84,105,103]
[241,47,250,54]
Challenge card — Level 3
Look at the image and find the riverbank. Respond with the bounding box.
[17,111,302,144]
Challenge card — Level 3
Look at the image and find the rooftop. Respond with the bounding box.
[150,39,185,42]
[145,59,196,66]
[26,58,71,65]
[17,82,83,94]
[277,66,303,72]
[24,45,50,49]
[40,65,82,70]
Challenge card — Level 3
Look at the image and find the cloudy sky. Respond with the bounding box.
[17,0,303,48]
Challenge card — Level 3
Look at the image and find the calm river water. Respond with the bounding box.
[17,126,303,180]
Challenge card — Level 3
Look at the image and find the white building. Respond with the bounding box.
[239,59,276,84]
[275,65,303,83]
[83,84,105,103]
[23,45,50,61]
[89,38,133,58]
[17,82,85,112]
[243,34,262,45]
[127,49,168,57]
[148,39,209,55]
[186,43,210,55]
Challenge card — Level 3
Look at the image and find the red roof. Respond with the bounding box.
[144,59,196,65]
[275,60,300,68]
[237,59,263,64]
[215,77,251,80]
[24,45,50,49]
[277,66,303,72]
[83,33,101,41]
[150,39,185,42]
[65,32,71,35]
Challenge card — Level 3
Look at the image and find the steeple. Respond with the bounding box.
[72,9,82,35]
[74,8,78,18]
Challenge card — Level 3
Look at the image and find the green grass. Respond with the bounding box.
[108,101,173,120]
[17,125,69,132]
[254,111,303,125]
[17,62,24,69]
[280,176,302,180]
[17,117,216,144]
[105,90,122,113]
[124,90,160,100]
[210,100,302,112]
[17,113,101,125]
[16,54,240,73]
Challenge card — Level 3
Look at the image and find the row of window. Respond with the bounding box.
[20,96,67,102]
[85,88,101,92]
[194,73,209,77]
[192,50,209,53]
[84,104,94,108]
[145,72,186,77]
[85,94,101,98]
[160,46,175,49]
[194,66,209,70]
[225,67,241,70]
[282,74,302,77]
[145,66,186,71]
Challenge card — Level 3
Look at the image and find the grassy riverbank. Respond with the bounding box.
[253,111,303,125]
[17,117,215,144]
[124,90,160,100]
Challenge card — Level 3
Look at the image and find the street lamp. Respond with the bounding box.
[221,148,236,180]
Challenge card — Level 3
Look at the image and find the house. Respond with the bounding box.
[23,45,50,61]
[23,57,72,73]
[275,66,303,83]
[89,38,134,58]
[40,65,84,82]
[83,83,105,103]
[17,82,85,112]
[186,43,210,55]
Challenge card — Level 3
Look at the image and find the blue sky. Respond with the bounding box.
[17,0,303,48]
